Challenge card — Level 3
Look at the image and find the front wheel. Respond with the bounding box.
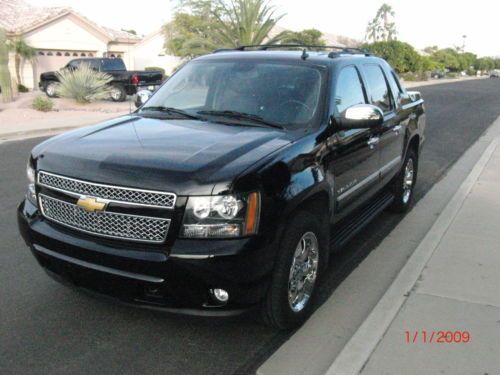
[45,82,58,98]
[389,148,418,213]
[261,210,326,330]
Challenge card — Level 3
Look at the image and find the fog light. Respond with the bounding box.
[212,288,229,303]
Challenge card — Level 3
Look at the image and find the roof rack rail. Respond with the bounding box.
[213,44,371,57]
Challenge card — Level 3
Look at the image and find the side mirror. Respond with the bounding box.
[335,104,384,130]
[134,89,153,108]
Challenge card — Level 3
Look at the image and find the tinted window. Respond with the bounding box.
[67,60,80,70]
[363,64,392,112]
[334,66,365,113]
[143,61,325,129]
[102,59,126,71]
[387,70,403,105]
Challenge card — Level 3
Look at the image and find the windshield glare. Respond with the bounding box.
[142,60,324,128]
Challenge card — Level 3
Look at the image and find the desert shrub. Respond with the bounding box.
[17,83,29,92]
[32,95,53,111]
[55,63,112,103]
[399,71,430,82]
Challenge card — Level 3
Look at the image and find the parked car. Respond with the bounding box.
[18,46,425,329]
[489,69,500,78]
[431,69,446,79]
[39,58,163,101]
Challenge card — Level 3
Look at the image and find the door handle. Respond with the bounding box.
[367,137,380,149]
[392,124,402,134]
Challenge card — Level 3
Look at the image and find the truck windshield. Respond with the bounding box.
[142,60,325,129]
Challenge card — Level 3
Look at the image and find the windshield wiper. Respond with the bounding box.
[140,106,202,120]
[197,110,284,130]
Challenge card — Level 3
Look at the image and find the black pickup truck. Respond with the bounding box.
[39,58,163,102]
[19,46,425,329]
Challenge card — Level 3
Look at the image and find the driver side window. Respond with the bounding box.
[334,66,366,114]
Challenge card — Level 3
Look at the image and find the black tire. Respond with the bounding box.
[45,82,58,98]
[388,148,418,213]
[110,85,126,102]
[261,210,328,330]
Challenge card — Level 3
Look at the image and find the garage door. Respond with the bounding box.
[36,50,97,74]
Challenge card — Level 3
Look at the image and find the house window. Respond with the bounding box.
[47,52,53,56]
[80,53,86,57]
[88,53,94,57]
[65,52,70,56]
[56,52,62,56]
[110,54,116,58]
[38,51,45,56]
[117,54,122,58]
[73,52,78,56]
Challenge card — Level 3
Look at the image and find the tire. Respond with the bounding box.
[261,210,327,330]
[110,85,126,102]
[388,148,418,213]
[45,82,58,98]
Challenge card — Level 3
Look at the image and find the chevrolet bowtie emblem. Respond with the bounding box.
[77,196,108,212]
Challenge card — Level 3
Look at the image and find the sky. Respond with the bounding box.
[26,0,500,57]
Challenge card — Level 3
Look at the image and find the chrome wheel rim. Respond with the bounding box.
[110,88,121,100]
[288,232,319,313]
[46,83,55,96]
[402,158,414,204]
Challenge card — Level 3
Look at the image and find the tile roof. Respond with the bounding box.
[0,0,140,41]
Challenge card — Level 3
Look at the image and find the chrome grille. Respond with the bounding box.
[39,194,170,243]
[38,171,176,209]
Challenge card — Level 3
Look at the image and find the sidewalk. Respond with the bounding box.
[328,136,500,374]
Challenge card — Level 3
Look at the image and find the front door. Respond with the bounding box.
[327,65,380,218]
[361,64,405,182]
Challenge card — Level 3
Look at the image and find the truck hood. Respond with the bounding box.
[33,115,292,195]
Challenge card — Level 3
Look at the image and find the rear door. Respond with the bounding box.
[361,64,405,183]
[328,65,380,215]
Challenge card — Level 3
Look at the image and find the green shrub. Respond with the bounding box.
[446,72,459,79]
[145,66,166,76]
[32,95,53,111]
[362,40,425,73]
[17,83,29,92]
[466,68,477,76]
[55,63,112,103]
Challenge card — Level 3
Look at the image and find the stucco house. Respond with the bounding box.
[0,0,144,89]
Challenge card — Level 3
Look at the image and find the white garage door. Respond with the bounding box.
[36,50,97,74]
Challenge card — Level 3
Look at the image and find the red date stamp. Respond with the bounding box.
[405,330,471,343]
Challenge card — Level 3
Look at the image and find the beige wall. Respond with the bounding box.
[133,32,182,75]
[23,14,108,55]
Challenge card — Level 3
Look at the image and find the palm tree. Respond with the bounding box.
[0,28,13,102]
[211,0,286,46]
[365,3,397,42]
[365,19,380,42]
[375,3,397,41]
[8,38,36,86]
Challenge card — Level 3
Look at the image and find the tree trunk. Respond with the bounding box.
[15,53,21,85]
[0,28,13,103]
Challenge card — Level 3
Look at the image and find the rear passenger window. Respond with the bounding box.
[363,64,392,113]
[334,66,366,113]
[387,71,403,105]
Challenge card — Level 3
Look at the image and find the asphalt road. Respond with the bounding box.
[1,78,500,375]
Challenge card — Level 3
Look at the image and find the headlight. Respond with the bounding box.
[181,192,260,238]
[26,161,37,207]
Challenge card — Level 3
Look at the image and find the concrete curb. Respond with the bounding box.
[0,126,82,142]
[325,136,499,375]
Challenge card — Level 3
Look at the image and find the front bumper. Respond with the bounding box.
[18,199,275,314]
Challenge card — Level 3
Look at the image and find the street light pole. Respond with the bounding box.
[462,35,467,53]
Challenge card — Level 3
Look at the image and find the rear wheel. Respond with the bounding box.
[45,82,58,98]
[110,85,126,102]
[261,210,327,330]
[389,148,418,213]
